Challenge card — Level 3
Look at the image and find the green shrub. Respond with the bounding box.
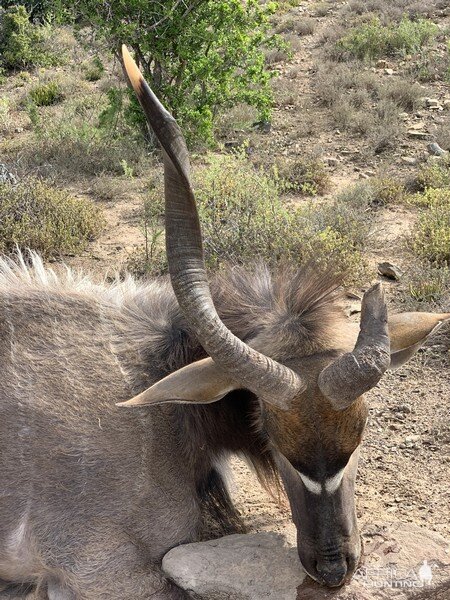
[129,152,367,280]
[1,0,75,23]
[336,17,438,61]
[411,205,450,266]
[414,159,450,191]
[0,5,57,70]
[0,179,103,257]
[277,156,331,196]
[407,263,450,306]
[74,0,280,145]
[29,81,64,106]
[83,56,105,82]
[408,187,450,208]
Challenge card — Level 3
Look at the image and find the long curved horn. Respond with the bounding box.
[318,283,390,410]
[121,45,305,408]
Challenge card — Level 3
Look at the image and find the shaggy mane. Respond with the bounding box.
[213,262,347,360]
[0,252,348,374]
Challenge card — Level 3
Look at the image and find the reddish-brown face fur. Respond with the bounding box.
[265,355,368,469]
[214,266,367,586]
[261,354,369,587]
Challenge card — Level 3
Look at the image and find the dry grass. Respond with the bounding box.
[381,79,425,111]
[406,263,450,308]
[276,17,316,36]
[0,179,103,258]
[276,154,331,196]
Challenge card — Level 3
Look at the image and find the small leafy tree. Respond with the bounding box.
[0,5,57,70]
[77,0,279,144]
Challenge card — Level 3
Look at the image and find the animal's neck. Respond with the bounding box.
[169,392,278,535]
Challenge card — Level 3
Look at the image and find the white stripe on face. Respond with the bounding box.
[297,472,322,495]
[324,468,345,493]
[296,445,360,495]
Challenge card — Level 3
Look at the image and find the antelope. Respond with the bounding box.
[0,46,448,599]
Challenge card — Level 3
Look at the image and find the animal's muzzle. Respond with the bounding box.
[314,558,348,587]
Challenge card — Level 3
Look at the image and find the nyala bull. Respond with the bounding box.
[0,46,448,599]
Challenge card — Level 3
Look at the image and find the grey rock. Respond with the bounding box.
[401,156,417,165]
[378,262,403,281]
[0,164,17,185]
[163,524,450,600]
[427,143,448,157]
[163,532,306,600]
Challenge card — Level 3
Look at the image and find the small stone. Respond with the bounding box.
[384,68,394,75]
[408,130,429,140]
[443,100,450,111]
[401,156,417,165]
[426,98,441,108]
[427,142,448,157]
[15,126,24,133]
[409,122,425,130]
[378,262,403,281]
[376,59,389,69]
[324,156,339,167]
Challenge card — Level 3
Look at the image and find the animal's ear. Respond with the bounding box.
[388,312,450,370]
[117,358,239,407]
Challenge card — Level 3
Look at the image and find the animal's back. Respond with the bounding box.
[0,255,199,585]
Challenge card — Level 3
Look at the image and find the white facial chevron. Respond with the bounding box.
[298,472,322,495]
[324,468,345,493]
[296,446,359,495]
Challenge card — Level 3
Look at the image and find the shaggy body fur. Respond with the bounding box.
[0,253,348,599]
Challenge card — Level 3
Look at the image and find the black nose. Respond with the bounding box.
[315,559,348,587]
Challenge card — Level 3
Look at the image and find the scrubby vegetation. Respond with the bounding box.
[0,180,103,257]
[335,17,438,61]
[0,5,59,70]
[276,155,331,196]
[415,159,450,191]
[407,263,450,306]
[411,204,450,266]
[0,0,448,312]
[29,81,64,106]
[129,151,367,280]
